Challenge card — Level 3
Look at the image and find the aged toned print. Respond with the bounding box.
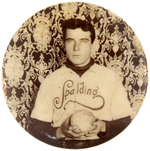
[2,2,148,149]
[29,18,131,148]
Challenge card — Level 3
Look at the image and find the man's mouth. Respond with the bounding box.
[73,54,80,57]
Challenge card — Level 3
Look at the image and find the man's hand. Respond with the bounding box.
[85,119,106,137]
[56,117,85,139]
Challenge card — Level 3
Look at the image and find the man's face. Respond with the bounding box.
[64,28,93,67]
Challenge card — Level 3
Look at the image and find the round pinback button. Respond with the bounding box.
[1,2,148,149]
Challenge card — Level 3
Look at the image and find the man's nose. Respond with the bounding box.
[74,41,80,51]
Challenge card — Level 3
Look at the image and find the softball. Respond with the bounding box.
[70,110,96,133]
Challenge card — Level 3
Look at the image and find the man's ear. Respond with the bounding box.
[90,39,100,58]
[62,40,65,51]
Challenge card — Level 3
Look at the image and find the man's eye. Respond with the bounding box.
[81,40,88,43]
[80,39,89,43]
[66,39,74,43]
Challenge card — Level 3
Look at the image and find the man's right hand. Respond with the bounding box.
[56,117,85,139]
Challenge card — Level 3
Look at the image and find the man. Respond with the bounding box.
[29,19,131,148]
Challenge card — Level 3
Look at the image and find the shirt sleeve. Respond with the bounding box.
[28,118,59,145]
[110,75,132,120]
[98,116,131,140]
[31,75,54,123]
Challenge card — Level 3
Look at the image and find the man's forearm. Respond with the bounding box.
[28,118,59,146]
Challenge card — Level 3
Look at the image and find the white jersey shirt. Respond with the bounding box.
[31,63,131,127]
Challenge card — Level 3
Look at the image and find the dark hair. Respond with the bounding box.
[61,19,95,43]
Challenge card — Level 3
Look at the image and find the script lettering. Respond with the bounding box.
[53,80,105,110]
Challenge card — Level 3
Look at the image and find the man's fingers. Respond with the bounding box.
[85,132,96,137]
[68,130,85,138]
[90,125,96,130]
[73,128,82,133]
[93,119,101,126]
[88,128,97,134]
[69,125,78,130]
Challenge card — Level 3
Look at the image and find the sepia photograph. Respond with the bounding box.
[0,0,149,150]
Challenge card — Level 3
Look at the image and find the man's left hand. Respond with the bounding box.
[85,119,106,137]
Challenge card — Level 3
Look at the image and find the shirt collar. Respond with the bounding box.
[65,58,95,77]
